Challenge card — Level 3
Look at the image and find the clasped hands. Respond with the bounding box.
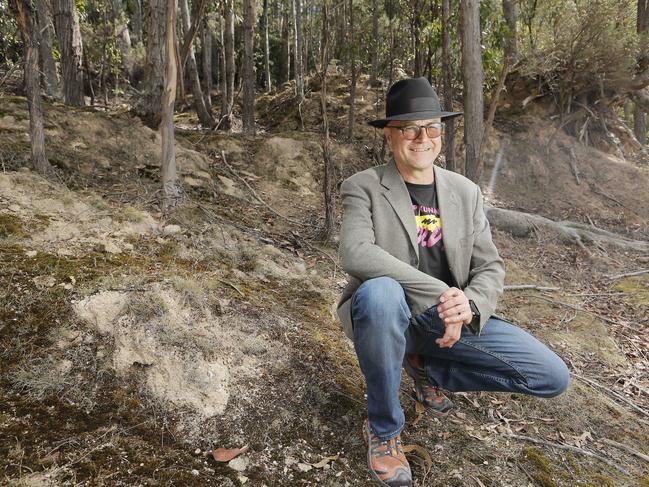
[436,287,472,349]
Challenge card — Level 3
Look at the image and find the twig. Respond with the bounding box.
[504,285,560,292]
[606,269,649,280]
[217,279,245,297]
[302,238,341,272]
[509,433,630,476]
[600,438,649,463]
[526,295,639,330]
[568,147,581,185]
[217,150,305,227]
[572,373,649,420]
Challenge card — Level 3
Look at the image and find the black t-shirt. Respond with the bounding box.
[405,181,454,287]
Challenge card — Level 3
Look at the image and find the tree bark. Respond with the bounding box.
[242,0,256,134]
[33,0,60,99]
[502,0,517,65]
[109,0,132,68]
[292,0,304,105]
[223,0,235,130]
[161,0,181,211]
[201,16,212,108]
[319,0,335,242]
[347,0,356,140]
[460,0,484,182]
[410,2,423,77]
[442,0,456,172]
[634,0,648,144]
[634,103,647,145]
[52,0,84,106]
[280,2,291,85]
[11,0,53,175]
[179,0,214,128]
[369,0,379,86]
[219,12,228,127]
[263,0,272,92]
[136,0,166,127]
[132,0,143,45]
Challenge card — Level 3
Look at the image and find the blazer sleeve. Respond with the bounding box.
[338,178,450,318]
[462,185,506,333]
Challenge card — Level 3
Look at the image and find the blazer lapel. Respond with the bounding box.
[434,165,461,275]
[381,161,418,256]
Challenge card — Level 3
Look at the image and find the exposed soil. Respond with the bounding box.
[1,77,649,486]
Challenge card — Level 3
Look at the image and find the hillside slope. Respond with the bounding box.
[1,91,648,486]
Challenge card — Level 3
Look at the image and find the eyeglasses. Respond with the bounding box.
[389,123,444,140]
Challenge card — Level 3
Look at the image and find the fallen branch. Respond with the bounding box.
[217,279,245,297]
[568,147,581,185]
[606,269,649,281]
[504,284,560,292]
[486,206,649,253]
[600,438,649,463]
[572,373,649,420]
[509,433,630,476]
[217,150,306,227]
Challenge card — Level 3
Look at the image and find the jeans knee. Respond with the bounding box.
[540,355,570,398]
[352,277,410,333]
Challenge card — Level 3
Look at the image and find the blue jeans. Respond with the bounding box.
[351,277,570,441]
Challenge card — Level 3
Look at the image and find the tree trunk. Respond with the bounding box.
[219,13,228,127]
[161,0,181,211]
[136,0,166,127]
[460,0,484,182]
[319,1,335,242]
[179,0,214,128]
[634,0,648,144]
[292,0,304,104]
[369,0,379,86]
[442,0,456,172]
[33,0,60,99]
[281,2,291,85]
[223,0,235,130]
[132,0,143,45]
[263,0,272,92]
[411,3,423,77]
[634,104,647,145]
[11,0,53,174]
[242,0,256,134]
[201,16,212,108]
[347,0,356,140]
[502,0,517,65]
[52,0,84,106]
[109,0,132,67]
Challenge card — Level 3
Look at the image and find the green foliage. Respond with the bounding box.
[0,0,20,66]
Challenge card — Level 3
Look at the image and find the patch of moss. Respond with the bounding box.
[0,214,25,238]
[613,276,649,305]
[523,446,552,472]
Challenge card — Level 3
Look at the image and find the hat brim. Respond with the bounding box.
[368,110,463,128]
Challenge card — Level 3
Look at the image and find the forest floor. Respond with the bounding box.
[1,76,649,486]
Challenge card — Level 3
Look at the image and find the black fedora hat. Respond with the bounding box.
[368,77,462,128]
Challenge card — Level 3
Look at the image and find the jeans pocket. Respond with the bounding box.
[413,305,445,334]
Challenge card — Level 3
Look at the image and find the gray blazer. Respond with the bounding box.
[336,160,505,340]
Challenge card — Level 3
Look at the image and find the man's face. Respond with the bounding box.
[383,119,443,176]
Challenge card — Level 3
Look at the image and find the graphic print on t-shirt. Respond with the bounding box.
[413,203,443,248]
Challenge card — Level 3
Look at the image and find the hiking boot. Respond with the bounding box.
[403,354,454,414]
[363,420,412,487]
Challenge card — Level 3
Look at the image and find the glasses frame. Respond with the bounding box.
[389,122,445,140]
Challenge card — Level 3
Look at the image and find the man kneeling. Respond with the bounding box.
[336,77,569,487]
